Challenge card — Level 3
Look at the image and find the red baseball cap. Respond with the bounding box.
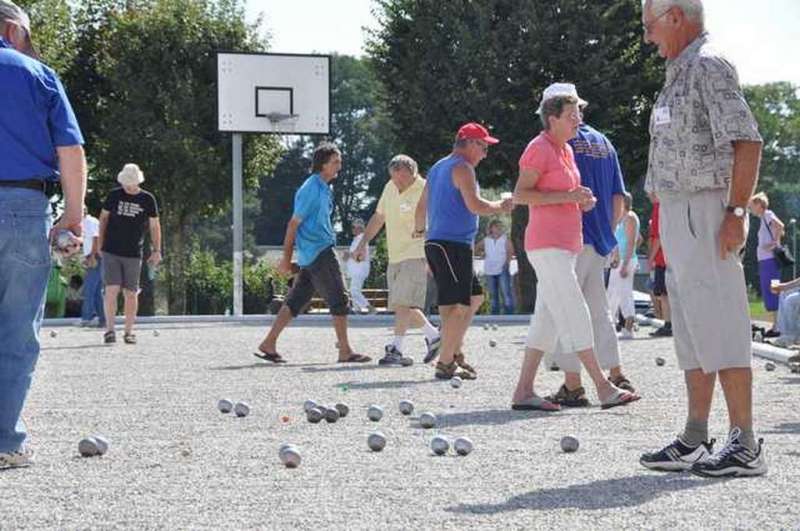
[456,122,499,144]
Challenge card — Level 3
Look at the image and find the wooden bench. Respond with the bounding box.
[308,288,390,313]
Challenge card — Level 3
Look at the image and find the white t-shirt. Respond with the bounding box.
[347,233,370,277]
[82,215,100,257]
[484,234,508,276]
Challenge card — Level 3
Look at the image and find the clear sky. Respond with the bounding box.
[245,0,800,86]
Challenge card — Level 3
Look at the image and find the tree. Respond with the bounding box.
[17,0,76,75]
[255,54,397,246]
[367,0,664,311]
[742,82,800,288]
[64,0,281,313]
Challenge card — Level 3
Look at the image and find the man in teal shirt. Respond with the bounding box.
[255,143,370,364]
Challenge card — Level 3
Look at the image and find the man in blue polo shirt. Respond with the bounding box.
[546,93,636,407]
[0,0,87,470]
[254,142,370,364]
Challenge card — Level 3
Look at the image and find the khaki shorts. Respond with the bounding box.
[387,258,428,310]
[658,189,752,373]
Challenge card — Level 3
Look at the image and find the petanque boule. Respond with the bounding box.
[307,408,324,424]
[560,436,580,453]
[454,437,473,456]
[49,330,57,338]
[491,324,498,331]
[78,437,100,457]
[431,436,449,456]
[367,432,387,452]
[278,443,297,456]
[367,405,384,422]
[280,447,302,468]
[450,376,463,389]
[483,324,489,331]
[93,435,110,455]
[655,357,666,367]
[398,400,414,416]
[217,399,234,414]
[303,400,318,413]
[234,401,250,418]
[334,403,350,418]
[153,330,160,337]
[489,340,497,348]
[325,407,340,423]
[765,362,776,372]
[419,412,437,429]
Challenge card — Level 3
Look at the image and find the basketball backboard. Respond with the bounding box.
[217,52,331,135]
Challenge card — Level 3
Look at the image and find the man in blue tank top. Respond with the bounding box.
[547,116,637,408]
[414,123,513,380]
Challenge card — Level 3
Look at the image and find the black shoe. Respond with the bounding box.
[690,428,767,478]
[764,328,780,339]
[423,335,441,364]
[649,325,673,338]
[104,331,116,344]
[640,436,715,471]
[378,345,413,367]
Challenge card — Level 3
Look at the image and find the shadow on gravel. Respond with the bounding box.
[301,365,384,373]
[446,475,714,514]
[339,379,439,390]
[770,376,800,385]
[762,422,800,435]
[209,362,329,371]
[435,409,556,428]
[41,344,108,351]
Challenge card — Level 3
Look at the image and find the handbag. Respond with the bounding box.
[764,217,795,268]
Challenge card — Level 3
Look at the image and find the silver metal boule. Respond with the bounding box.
[454,437,473,456]
[655,357,666,367]
[280,448,302,468]
[398,400,414,416]
[419,412,436,429]
[367,432,387,452]
[431,436,449,455]
[325,408,340,423]
[307,408,324,423]
[234,401,250,417]
[93,435,109,455]
[303,400,318,413]
[765,362,776,372]
[217,399,234,414]
[450,376,463,389]
[334,403,349,418]
[560,436,579,453]
[78,437,100,457]
[367,405,384,422]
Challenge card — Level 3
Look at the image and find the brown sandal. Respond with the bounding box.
[454,352,477,377]
[546,384,590,407]
[434,360,475,380]
[609,374,636,393]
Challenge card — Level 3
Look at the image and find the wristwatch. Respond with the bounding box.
[726,205,746,218]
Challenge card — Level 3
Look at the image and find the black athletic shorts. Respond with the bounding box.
[285,247,349,317]
[424,240,482,307]
[653,265,668,296]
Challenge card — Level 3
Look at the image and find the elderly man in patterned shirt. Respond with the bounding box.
[638,0,766,477]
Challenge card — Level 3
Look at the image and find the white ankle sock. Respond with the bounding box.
[421,321,439,341]
[392,335,405,351]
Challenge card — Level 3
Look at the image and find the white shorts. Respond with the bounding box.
[658,189,752,373]
[525,248,594,354]
[550,245,620,372]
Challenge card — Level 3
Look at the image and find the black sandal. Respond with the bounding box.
[253,351,287,364]
[104,331,116,344]
[123,333,137,344]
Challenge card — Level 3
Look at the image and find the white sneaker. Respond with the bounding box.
[0,446,35,470]
[619,329,634,340]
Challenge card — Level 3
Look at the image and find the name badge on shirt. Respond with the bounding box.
[399,202,412,213]
[654,106,671,126]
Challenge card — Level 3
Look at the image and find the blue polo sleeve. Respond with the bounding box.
[293,183,318,222]
[44,69,84,147]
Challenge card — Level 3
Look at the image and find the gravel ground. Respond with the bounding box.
[1,320,798,530]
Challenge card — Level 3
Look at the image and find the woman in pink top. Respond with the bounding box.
[510,84,639,411]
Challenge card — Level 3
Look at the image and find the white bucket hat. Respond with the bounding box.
[117,163,145,186]
[536,82,588,114]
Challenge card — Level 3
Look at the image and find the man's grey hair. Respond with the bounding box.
[649,0,705,25]
[388,154,419,176]
[0,1,31,32]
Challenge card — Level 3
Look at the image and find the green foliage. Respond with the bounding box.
[62,0,281,313]
[17,0,76,74]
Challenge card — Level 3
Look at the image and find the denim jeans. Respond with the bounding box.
[486,266,515,314]
[80,258,105,325]
[0,188,52,452]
